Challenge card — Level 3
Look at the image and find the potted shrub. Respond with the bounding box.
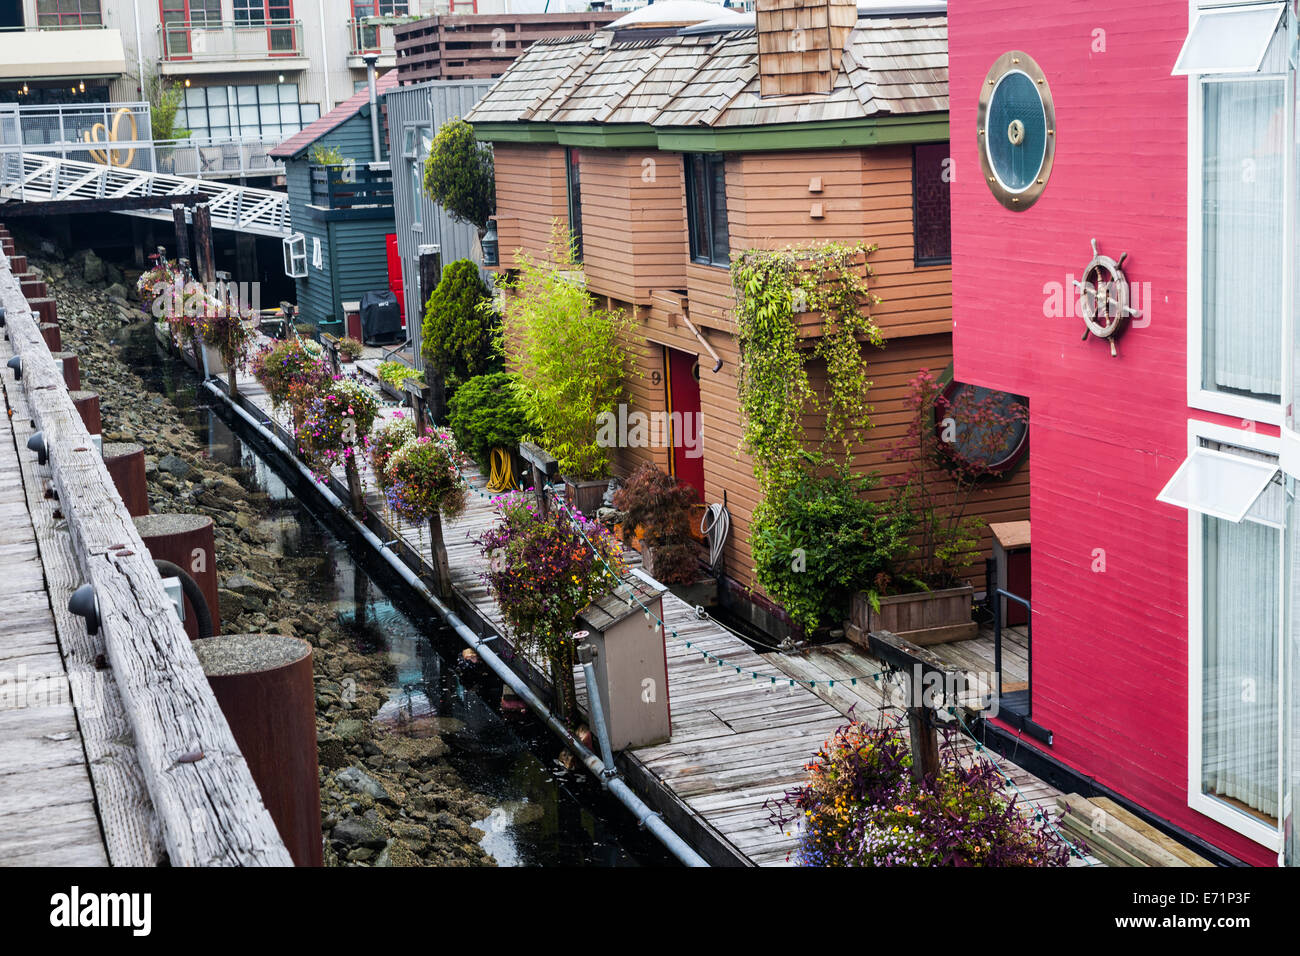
[477,491,625,726]
[612,464,700,586]
[496,224,633,516]
[421,258,497,389]
[337,336,364,363]
[752,466,913,638]
[769,718,1074,866]
[845,369,1029,647]
[446,371,528,490]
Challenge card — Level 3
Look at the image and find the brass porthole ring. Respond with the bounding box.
[977,50,1056,212]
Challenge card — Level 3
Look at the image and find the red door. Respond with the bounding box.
[385,234,405,327]
[666,347,704,501]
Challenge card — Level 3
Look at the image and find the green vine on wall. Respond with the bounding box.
[731,242,883,495]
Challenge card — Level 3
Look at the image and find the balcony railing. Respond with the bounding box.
[309,164,393,211]
[158,19,304,63]
[348,18,397,56]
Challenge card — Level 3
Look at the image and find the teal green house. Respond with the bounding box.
[270,71,399,336]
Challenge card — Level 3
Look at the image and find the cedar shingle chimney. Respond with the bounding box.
[755,0,859,97]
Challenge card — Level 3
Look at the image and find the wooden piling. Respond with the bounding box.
[51,351,80,390]
[68,389,100,434]
[192,634,322,867]
[133,513,221,639]
[19,274,47,299]
[103,442,149,517]
[40,321,60,351]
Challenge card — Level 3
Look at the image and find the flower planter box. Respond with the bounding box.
[844,584,978,648]
[564,476,606,518]
[200,342,227,378]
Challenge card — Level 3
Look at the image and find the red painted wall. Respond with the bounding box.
[949,0,1274,865]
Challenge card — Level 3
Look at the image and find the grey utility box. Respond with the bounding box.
[577,574,672,751]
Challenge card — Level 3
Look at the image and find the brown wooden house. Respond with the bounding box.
[465,0,1028,634]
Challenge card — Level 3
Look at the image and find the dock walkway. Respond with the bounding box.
[226,355,1078,866]
[0,367,108,866]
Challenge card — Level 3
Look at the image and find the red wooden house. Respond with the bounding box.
[948,0,1298,866]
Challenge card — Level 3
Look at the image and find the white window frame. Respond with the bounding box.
[1185,0,1294,426]
[283,232,307,278]
[1185,417,1285,850]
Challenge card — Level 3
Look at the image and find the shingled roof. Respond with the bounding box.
[464,13,947,130]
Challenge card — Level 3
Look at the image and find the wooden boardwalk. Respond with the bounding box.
[0,353,108,866]
[225,354,1079,866]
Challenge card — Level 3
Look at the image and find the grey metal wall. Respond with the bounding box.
[385,79,495,367]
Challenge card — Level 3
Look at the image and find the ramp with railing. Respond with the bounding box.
[0,151,291,237]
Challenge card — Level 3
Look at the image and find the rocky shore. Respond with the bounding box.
[19,236,493,867]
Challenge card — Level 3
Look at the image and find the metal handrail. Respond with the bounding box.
[992,587,1031,713]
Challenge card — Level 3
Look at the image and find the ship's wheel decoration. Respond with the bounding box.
[1073,238,1141,357]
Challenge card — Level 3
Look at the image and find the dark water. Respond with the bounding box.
[120,327,673,867]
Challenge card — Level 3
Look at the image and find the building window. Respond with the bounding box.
[565,146,583,261]
[1177,2,1293,422]
[1200,78,1285,405]
[685,153,729,267]
[178,82,316,141]
[406,124,430,230]
[352,1,409,16]
[233,0,293,23]
[36,0,102,27]
[1163,422,1286,850]
[913,142,951,265]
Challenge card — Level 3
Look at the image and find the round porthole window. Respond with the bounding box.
[978,51,1055,211]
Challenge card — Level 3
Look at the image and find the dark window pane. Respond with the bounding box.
[913,142,951,264]
[566,146,583,261]
[709,155,729,264]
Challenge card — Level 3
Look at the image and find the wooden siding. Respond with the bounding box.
[288,111,394,327]
[491,143,569,265]
[580,151,689,305]
[492,139,1023,619]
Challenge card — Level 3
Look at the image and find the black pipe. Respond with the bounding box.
[154,559,214,640]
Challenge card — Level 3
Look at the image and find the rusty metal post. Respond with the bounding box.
[69,390,100,434]
[192,634,322,866]
[133,513,221,639]
[51,351,80,390]
[103,442,149,517]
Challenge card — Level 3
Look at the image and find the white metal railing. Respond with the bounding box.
[0,152,291,237]
[348,17,397,55]
[158,19,304,62]
[0,102,283,181]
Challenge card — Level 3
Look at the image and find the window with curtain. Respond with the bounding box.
[1201,77,1286,404]
[1200,438,1283,827]
[685,153,729,267]
[36,0,102,27]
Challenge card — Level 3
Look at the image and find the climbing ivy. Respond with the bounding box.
[731,242,883,496]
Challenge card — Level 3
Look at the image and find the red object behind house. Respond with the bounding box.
[666,347,704,501]
[949,0,1275,866]
[386,234,405,326]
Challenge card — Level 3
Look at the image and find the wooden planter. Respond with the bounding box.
[845,584,977,648]
[564,476,606,518]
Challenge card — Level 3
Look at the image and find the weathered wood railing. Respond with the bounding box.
[0,244,291,866]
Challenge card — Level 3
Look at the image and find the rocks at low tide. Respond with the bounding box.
[22,238,493,867]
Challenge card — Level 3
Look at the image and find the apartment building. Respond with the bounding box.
[0,0,512,132]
